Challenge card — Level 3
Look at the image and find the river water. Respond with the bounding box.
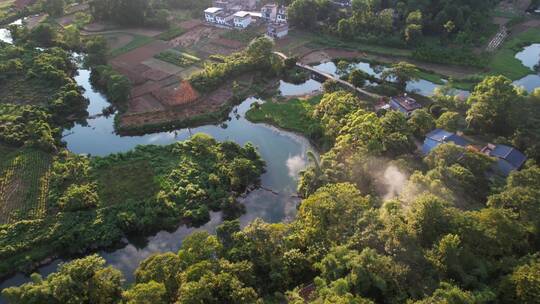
[0,67,318,296]
[312,56,540,95]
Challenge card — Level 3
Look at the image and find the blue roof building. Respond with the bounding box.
[481,144,527,176]
[389,95,422,117]
[422,129,468,155]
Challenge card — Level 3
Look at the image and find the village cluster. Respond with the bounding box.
[204,0,289,39]
[384,95,528,176]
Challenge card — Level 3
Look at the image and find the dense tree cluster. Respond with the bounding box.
[0,44,88,148]
[287,0,494,66]
[90,65,131,108]
[0,135,265,278]
[189,37,277,92]
[290,0,496,45]
[0,104,59,151]
[90,0,170,27]
[6,165,540,303]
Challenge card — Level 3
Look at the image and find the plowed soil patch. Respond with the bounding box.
[112,40,171,65]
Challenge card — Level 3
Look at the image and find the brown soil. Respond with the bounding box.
[105,33,135,50]
[119,77,250,129]
[168,25,224,48]
[179,20,203,30]
[301,49,366,64]
[154,80,199,106]
[111,40,171,65]
[110,62,149,85]
[25,13,47,29]
[509,19,540,38]
[128,94,166,113]
[141,68,171,82]
[213,38,245,49]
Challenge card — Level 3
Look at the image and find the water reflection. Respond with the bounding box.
[279,79,322,96]
[0,67,315,297]
[515,44,540,70]
[0,19,22,44]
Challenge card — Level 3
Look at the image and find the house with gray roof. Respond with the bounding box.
[422,129,468,155]
[481,144,527,176]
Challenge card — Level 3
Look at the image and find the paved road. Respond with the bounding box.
[273,51,382,100]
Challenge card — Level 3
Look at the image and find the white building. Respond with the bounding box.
[204,7,223,23]
[215,11,235,25]
[261,4,278,21]
[267,22,289,39]
[276,6,287,23]
[233,11,252,28]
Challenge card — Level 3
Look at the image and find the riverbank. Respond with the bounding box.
[245,95,331,150]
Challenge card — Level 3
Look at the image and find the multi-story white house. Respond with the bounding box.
[267,22,289,39]
[276,6,287,23]
[204,7,223,23]
[215,11,235,25]
[233,11,252,28]
[261,4,278,21]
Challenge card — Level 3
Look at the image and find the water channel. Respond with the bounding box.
[0,67,318,298]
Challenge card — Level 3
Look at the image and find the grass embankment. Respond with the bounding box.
[0,145,51,224]
[246,95,328,148]
[284,29,412,58]
[489,27,540,80]
[156,26,186,41]
[108,34,154,58]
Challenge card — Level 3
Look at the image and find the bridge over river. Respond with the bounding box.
[273,52,382,101]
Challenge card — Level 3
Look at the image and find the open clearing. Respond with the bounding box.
[0,145,51,224]
[100,20,243,127]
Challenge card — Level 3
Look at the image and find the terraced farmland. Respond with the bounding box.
[0,145,52,224]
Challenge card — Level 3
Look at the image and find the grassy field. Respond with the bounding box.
[157,26,186,41]
[489,27,540,80]
[0,0,14,18]
[246,95,322,135]
[108,34,155,58]
[0,77,59,105]
[0,145,52,224]
[93,159,159,206]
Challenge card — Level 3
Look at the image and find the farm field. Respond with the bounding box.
[0,145,51,224]
[101,20,256,130]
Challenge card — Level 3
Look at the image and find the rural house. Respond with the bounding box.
[276,6,287,22]
[481,144,527,176]
[204,7,223,23]
[215,11,235,25]
[389,95,422,117]
[233,11,252,28]
[422,129,468,155]
[267,22,289,39]
[261,4,278,21]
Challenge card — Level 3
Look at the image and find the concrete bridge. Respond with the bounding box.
[273,52,381,100]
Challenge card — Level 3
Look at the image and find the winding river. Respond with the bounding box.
[1,22,539,299]
[0,66,318,297]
